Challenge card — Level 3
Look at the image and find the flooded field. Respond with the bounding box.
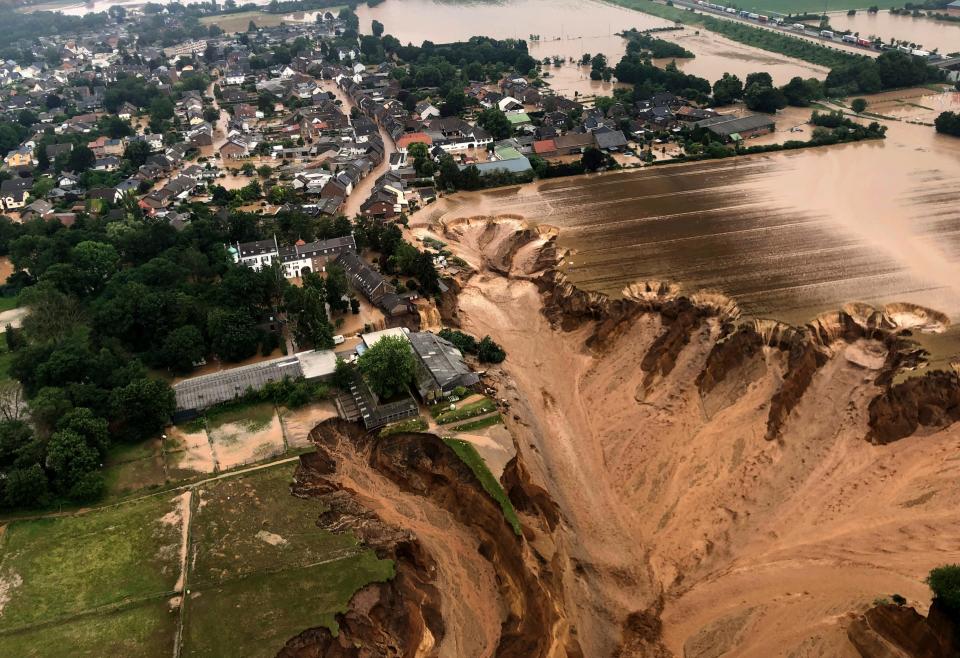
[827,10,960,54]
[421,90,960,327]
[358,0,829,90]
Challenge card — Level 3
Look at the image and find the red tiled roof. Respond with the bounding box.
[533,139,556,154]
[396,132,433,149]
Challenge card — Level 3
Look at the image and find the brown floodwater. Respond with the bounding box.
[358,0,829,89]
[827,10,960,54]
[422,90,960,327]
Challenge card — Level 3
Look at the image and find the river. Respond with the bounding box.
[827,9,960,55]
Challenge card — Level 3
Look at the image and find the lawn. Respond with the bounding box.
[189,465,363,586]
[443,439,521,536]
[183,464,394,657]
[182,555,393,658]
[433,397,497,425]
[379,416,428,437]
[0,600,176,658]
[102,438,167,498]
[452,414,503,432]
[0,296,18,313]
[0,494,183,630]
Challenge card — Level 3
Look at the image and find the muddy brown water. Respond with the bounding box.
[358,0,829,88]
[827,10,960,54]
[427,96,960,327]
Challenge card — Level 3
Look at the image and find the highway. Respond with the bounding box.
[666,0,881,58]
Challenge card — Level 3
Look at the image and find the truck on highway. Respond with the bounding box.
[820,30,834,39]
[792,23,806,31]
[841,34,857,43]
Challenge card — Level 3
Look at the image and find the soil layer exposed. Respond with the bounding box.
[418,217,960,657]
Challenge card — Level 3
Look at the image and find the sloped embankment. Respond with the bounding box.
[280,419,573,657]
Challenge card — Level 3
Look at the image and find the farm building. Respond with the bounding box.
[172,350,336,421]
[694,114,775,142]
[408,332,480,402]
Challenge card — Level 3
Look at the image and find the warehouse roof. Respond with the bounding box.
[694,113,775,137]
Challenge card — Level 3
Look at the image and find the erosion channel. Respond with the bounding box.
[281,217,960,658]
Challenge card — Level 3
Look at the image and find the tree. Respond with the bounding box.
[324,264,350,313]
[124,140,152,167]
[208,308,259,362]
[581,146,605,172]
[712,73,743,106]
[744,84,787,113]
[371,19,384,37]
[781,76,822,107]
[935,111,960,137]
[46,429,99,494]
[477,336,506,363]
[162,325,206,374]
[109,378,175,443]
[66,145,95,173]
[357,335,415,400]
[851,98,868,114]
[72,241,119,293]
[927,565,960,616]
[477,108,512,140]
[4,464,48,508]
[58,407,109,457]
[441,89,467,117]
[745,72,774,89]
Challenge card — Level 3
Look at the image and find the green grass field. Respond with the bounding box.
[433,397,498,425]
[0,464,395,657]
[443,439,521,536]
[0,495,183,631]
[0,600,176,658]
[182,555,393,658]
[189,466,363,585]
[0,296,18,313]
[452,414,504,432]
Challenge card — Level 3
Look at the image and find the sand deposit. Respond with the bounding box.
[425,216,960,657]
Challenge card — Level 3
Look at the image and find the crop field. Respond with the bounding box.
[0,464,393,657]
[199,11,285,34]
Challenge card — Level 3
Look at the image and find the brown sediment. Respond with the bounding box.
[423,216,960,657]
[867,371,960,445]
[847,601,960,658]
[281,419,573,658]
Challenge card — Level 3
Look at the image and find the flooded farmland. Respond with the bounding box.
[358,0,830,90]
[421,91,960,327]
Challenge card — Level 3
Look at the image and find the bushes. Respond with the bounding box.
[439,328,507,364]
[935,111,960,137]
[928,565,960,617]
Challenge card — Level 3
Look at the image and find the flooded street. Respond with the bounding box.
[358,0,830,89]
[827,10,960,54]
[419,90,960,327]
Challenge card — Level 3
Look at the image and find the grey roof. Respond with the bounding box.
[464,156,533,176]
[238,237,279,258]
[594,128,628,150]
[173,355,303,412]
[408,332,480,398]
[694,113,775,137]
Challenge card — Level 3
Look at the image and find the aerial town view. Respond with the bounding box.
[0,0,959,654]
